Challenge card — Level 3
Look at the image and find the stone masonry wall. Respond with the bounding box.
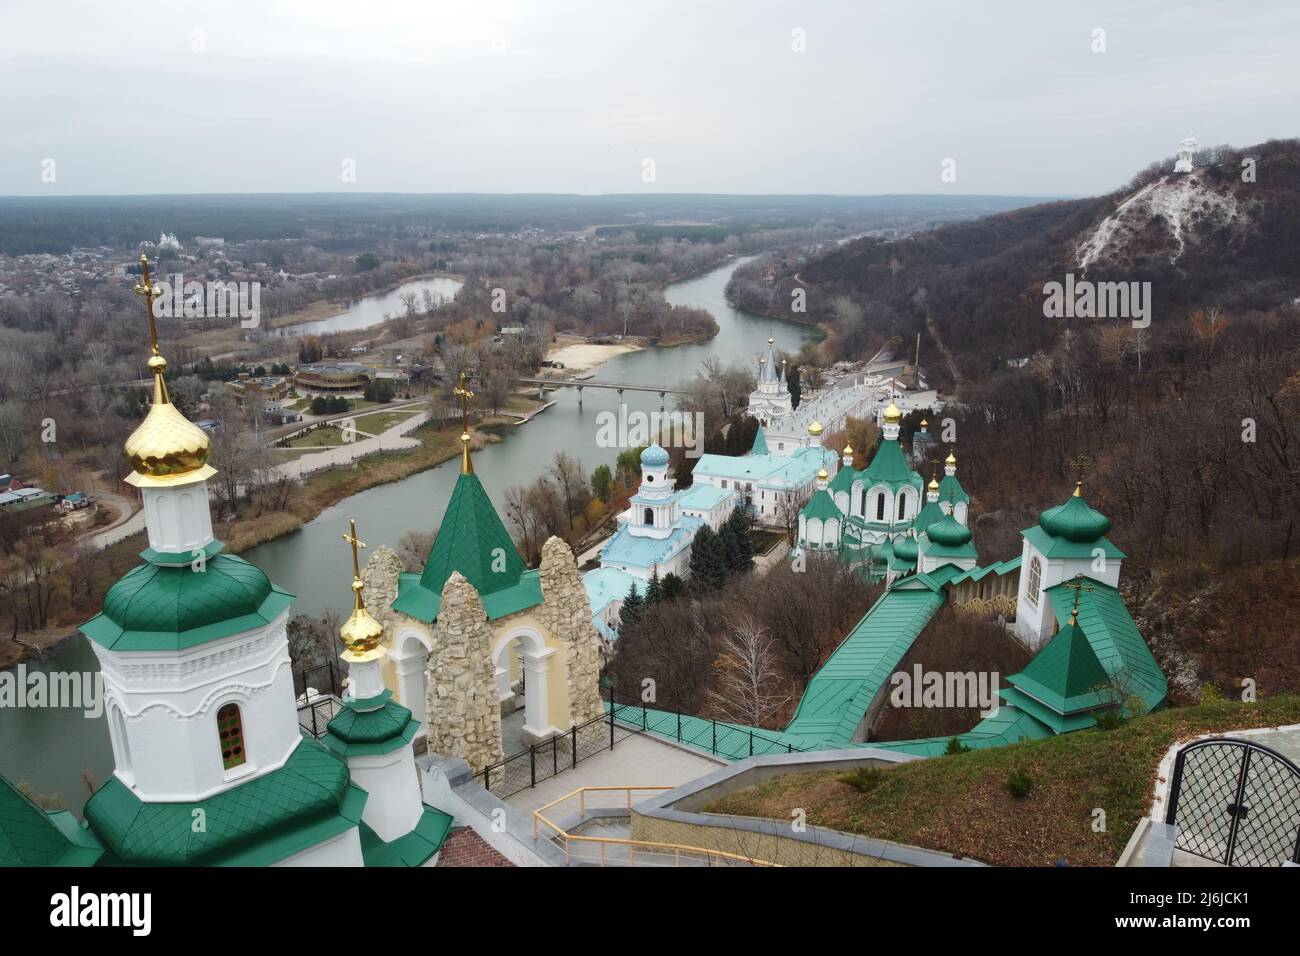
[361,545,404,633]
[425,572,504,776]
[535,536,605,725]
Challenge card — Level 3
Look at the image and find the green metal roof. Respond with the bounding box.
[392,568,543,623]
[912,500,946,536]
[0,776,104,867]
[784,585,945,744]
[925,513,972,547]
[1044,579,1167,714]
[947,556,1021,586]
[1006,619,1114,718]
[393,471,542,623]
[358,807,453,867]
[828,463,856,493]
[938,473,969,504]
[750,425,769,455]
[861,437,921,490]
[1021,524,1126,560]
[1039,489,1111,542]
[801,488,841,522]
[81,553,294,652]
[323,694,421,757]
[869,704,1055,757]
[83,740,366,866]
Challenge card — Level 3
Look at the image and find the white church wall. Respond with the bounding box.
[92,611,302,802]
[348,748,425,842]
[275,827,364,867]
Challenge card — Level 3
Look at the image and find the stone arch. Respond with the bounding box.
[492,626,555,746]
[391,626,432,731]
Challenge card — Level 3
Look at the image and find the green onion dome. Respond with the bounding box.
[926,513,972,547]
[102,554,273,634]
[893,532,918,563]
[1039,483,1111,543]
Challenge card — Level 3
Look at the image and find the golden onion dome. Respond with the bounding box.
[124,351,212,483]
[883,402,902,424]
[921,418,928,428]
[843,442,853,455]
[340,579,384,654]
[817,468,828,480]
[808,420,824,436]
[945,450,957,465]
[928,476,940,491]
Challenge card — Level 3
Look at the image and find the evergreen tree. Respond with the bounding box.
[660,573,685,602]
[787,364,802,410]
[591,464,613,502]
[618,581,644,629]
[724,504,754,572]
[689,525,729,591]
[645,568,663,605]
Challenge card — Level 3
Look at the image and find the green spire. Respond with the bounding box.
[862,434,917,488]
[751,424,768,455]
[418,471,526,599]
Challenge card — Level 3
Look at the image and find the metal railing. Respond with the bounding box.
[294,662,345,740]
[608,700,805,761]
[533,787,778,867]
[480,708,642,799]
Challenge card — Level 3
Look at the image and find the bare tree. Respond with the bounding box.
[707,616,789,727]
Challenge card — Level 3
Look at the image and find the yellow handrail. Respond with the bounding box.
[531,786,779,867]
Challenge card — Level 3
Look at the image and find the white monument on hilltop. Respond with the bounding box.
[1174,136,1197,174]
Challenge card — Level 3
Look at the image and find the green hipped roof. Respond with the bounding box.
[393,568,543,623]
[1044,578,1167,714]
[359,807,453,867]
[83,740,366,867]
[938,474,969,504]
[750,425,769,455]
[392,471,541,623]
[81,552,295,652]
[323,694,420,757]
[925,513,972,547]
[801,488,841,522]
[862,437,921,490]
[1006,618,1114,718]
[0,776,104,867]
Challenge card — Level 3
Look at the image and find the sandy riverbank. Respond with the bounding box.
[544,339,644,373]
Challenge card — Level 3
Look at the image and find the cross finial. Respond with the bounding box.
[1061,573,1094,625]
[452,370,475,474]
[133,253,164,357]
[341,516,367,582]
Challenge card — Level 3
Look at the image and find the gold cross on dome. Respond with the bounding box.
[1061,574,1094,624]
[341,517,367,579]
[133,254,164,356]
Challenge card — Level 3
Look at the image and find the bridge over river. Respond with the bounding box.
[514,377,686,407]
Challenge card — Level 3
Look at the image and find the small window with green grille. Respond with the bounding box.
[217,703,246,770]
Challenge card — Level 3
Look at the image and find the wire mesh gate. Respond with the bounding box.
[1165,736,1300,867]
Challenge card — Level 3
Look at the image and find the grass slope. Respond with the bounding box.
[704,695,1300,867]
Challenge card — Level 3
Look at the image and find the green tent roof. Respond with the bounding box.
[0,776,104,867]
[912,499,946,537]
[862,437,920,490]
[1039,487,1112,542]
[83,740,365,866]
[81,552,294,652]
[750,425,768,455]
[1006,618,1114,718]
[393,471,543,623]
[1044,578,1167,714]
[828,462,857,494]
[801,488,841,522]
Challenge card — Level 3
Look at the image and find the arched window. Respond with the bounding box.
[1026,557,1042,606]
[217,703,246,771]
[643,507,654,527]
[897,493,907,520]
[876,493,885,521]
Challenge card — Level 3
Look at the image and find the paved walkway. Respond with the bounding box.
[505,733,724,815]
[272,404,430,479]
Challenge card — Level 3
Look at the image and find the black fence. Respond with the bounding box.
[481,709,641,799]
[609,700,805,761]
[294,662,345,740]
[1166,736,1300,867]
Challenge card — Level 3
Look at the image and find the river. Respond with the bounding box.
[0,254,815,813]
[274,275,463,336]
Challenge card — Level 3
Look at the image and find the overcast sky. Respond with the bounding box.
[1,0,1296,198]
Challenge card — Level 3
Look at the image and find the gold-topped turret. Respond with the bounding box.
[339,517,384,655]
[808,420,823,436]
[1073,481,1083,497]
[452,371,475,475]
[928,475,940,491]
[843,442,853,455]
[123,254,213,487]
[945,450,957,466]
[883,402,902,425]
